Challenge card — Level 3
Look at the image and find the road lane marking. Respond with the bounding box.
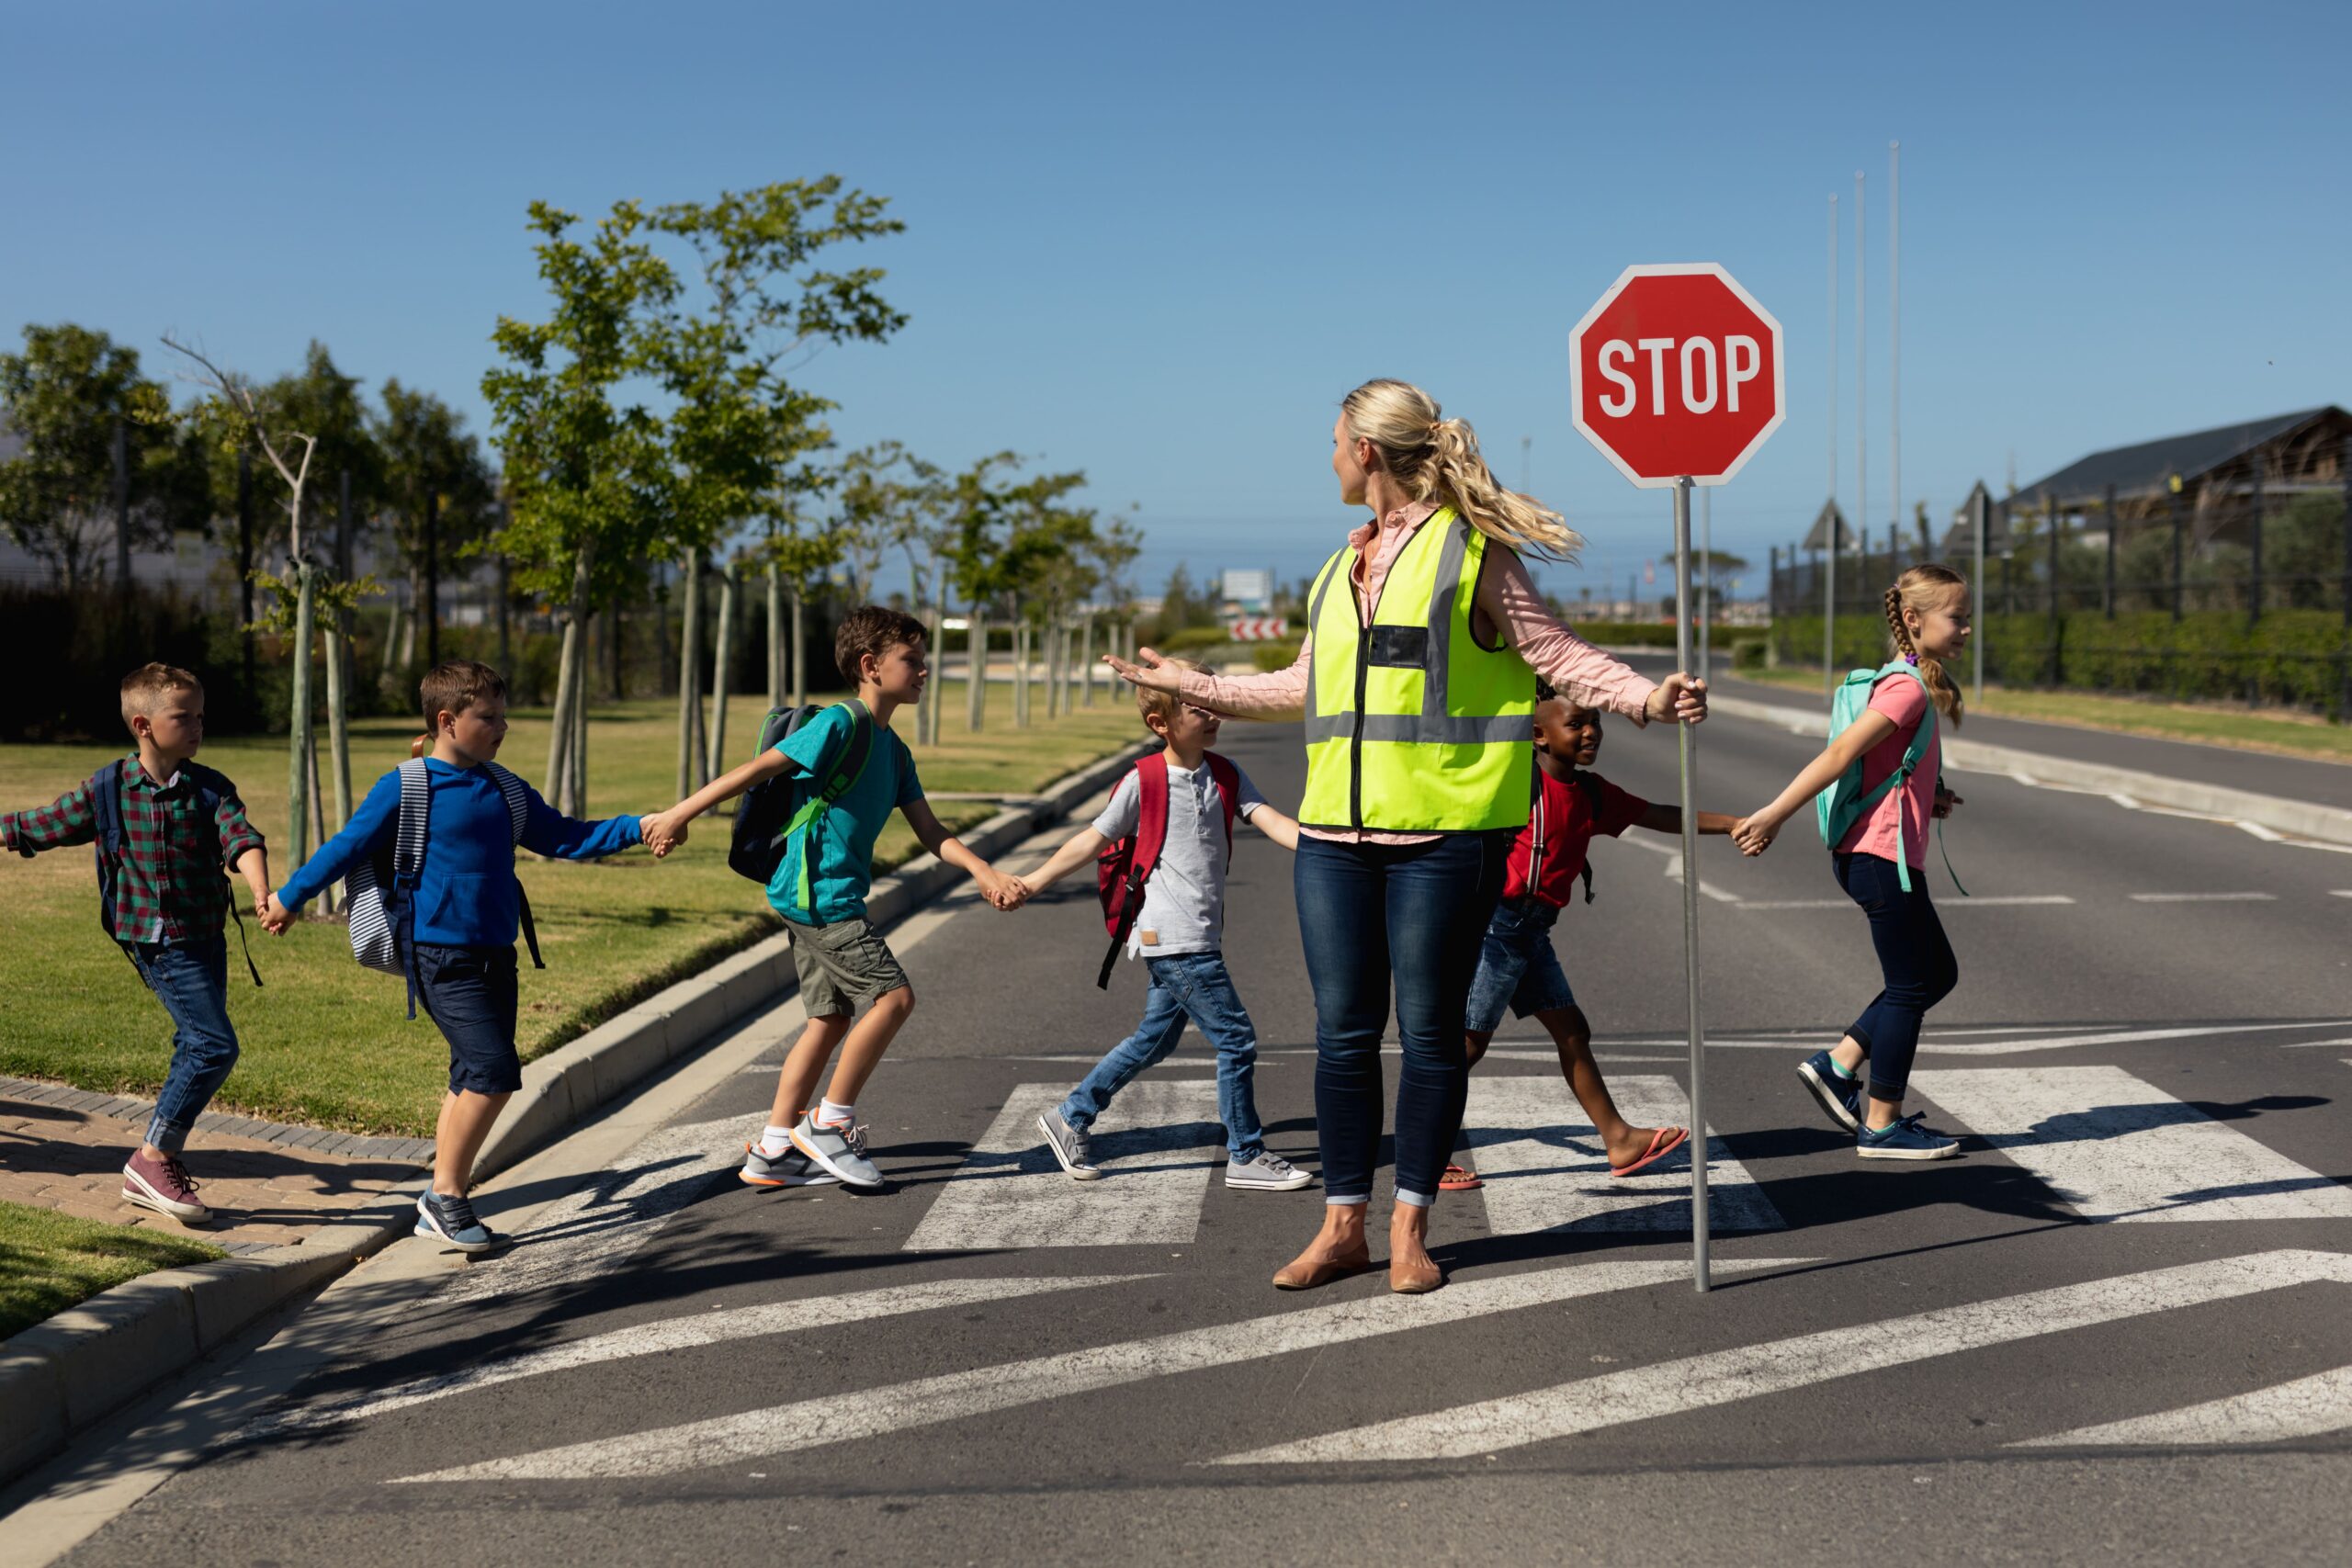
[1911,1065,2352,1221]
[389,1257,1803,1482]
[1612,836,1741,901]
[903,1078,1223,1251]
[2128,891,2277,903]
[1212,1250,2352,1463]
[2333,890,2352,898]
[1914,1021,2352,1056]
[1464,1074,1783,1234]
[241,1274,1154,1441]
[2013,1365,2352,1447]
[1736,896,2074,910]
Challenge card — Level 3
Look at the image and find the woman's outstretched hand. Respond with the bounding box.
[1646,673,1708,726]
[1102,646,1187,694]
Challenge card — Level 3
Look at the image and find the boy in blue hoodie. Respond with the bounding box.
[264,660,647,1252]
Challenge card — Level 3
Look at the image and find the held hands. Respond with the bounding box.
[259,893,294,935]
[973,864,1024,911]
[640,808,690,858]
[1730,811,1781,857]
[1101,646,1186,694]
[1934,785,1963,820]
[1646,674,1708,726]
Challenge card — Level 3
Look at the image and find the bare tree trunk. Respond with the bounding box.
[398,567,421,670]
[766,559,784,710]
[789,583,807,708]
[707,566,736,779]
[967,608,987,732]
[676,548,704,800]
[323,586,353,889]
[287,561,317,870]
[921,600,943,746]
[546,549,593,811]
[1014,621,1031,728]
[1080,615,1095,705]
[571,639,589,817]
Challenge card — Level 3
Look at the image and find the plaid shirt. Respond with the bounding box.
[2,756,266,943]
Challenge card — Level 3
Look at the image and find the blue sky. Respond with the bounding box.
[5,0,2345,605]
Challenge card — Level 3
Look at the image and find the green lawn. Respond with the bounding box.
[1736,667,2352,764]
[0,682,1146,1135]
[0,1201,224,1341]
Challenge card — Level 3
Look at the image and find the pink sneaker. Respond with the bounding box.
[122,1149,212,1225]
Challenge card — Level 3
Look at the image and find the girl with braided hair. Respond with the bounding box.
[1731,565,1971,1160]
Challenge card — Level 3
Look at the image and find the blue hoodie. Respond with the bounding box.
[278,760,639,946]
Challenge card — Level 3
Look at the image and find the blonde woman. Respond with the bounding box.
[1106,378,1706,1292]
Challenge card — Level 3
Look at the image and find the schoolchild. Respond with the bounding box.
[265,660,649,1250]
[1733,564,1972,1159]
[1445,681,1734,1190]
[1008,661,1311,1190]
[639,605,1018,1192]
[3,663,270,1225]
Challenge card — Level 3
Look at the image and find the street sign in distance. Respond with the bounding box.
[1227,617,1287,641]
[1569,263,1786,489]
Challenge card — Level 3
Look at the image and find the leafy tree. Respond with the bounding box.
[376,379,496,673]
[1157,562,1207,637]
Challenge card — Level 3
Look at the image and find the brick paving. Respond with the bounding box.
[0,1077,431,1254]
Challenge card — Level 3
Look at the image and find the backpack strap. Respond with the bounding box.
[1098,755,1170,988]
[88,762,128,943]
[1849,664,1937,894]
[484,763,546,971]
[393,758,432,1019]
[1569,772,1601,905]
[177,763,262,987]
[1204,752,1240,860]
[786,701,877,916]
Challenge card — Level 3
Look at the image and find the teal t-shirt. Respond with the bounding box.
[765,704,923,924]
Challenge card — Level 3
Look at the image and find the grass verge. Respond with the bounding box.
[1736,667,2352,764]
[0,1200,224,1341]
[0,681,1144,1135]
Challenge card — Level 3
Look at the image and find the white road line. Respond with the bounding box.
[1916,1021,2352,1056]
[2236,820,2285,842]
[243,1274,1152,1440]
[2280,1038,2352,1050]
[1464,1074,1783,1234]
[1910,1065,2352,1222]
[1736,895,2075,910]
[2014,1365,2352,1448]
[902,1078,1222,1252]
[2332,890,2352,898]
[1612,836,1741,902]
[2128,891,2277,903]
[1212,1250,2352,1464]
[390,1257,1802,1482]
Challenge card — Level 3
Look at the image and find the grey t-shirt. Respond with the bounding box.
[1092,759,1268,958]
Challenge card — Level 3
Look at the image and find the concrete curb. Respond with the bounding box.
[0,736,1153,1488]
[1709,694,2352,846]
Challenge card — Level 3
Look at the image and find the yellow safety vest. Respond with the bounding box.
[1298,507,1535,832]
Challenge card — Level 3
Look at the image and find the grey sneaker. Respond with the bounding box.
[415,1191,500,1254]
[739,1141,842,1190]
[1037,1110,1102,1180]
[789,1114,884,1188]
[1227,1151,1314,1191]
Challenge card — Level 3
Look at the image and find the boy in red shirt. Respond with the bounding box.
[1447,682,1736,1189]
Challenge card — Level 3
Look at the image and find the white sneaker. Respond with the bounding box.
[1227,1151,1314,1191]
[789,1113,885,1188]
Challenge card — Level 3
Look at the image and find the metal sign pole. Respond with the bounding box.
[1673,474,1711,1292]
[1973,488,1987,705]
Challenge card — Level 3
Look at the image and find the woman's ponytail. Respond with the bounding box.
[1340,379,1584,561]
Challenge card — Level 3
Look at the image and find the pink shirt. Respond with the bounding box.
[1835,672,1939,869]
[1177,501,1661,845]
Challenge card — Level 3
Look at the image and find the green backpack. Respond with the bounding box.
[1815,660,1962,895]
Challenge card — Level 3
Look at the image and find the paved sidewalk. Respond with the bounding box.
[0,1078,430,1255]
[1615,651,2352,811]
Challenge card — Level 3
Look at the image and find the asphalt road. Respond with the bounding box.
[13,701,2352,1567]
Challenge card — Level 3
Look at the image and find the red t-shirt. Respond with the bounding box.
[1502,767,1648,907]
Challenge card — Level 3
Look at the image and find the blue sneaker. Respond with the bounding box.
[415,1190,500,1253]
[1797,1051,1862,1132]
[1857,1112,1960,1161]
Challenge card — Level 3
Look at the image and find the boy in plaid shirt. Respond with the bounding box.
[3,663,271,1225]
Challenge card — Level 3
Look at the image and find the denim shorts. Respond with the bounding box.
[409,942,522,1095]
[1463,897,1577,1033]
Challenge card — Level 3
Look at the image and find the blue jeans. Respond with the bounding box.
[124,938,239,1155]
[1835,852,1960,1101]
[1464,897,1578,1033]
[1061,951,1263,1161]
[1294,831,1510,1207]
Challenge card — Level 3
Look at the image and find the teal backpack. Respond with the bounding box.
[1815,660,1963,895]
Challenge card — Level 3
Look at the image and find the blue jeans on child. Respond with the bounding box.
[1835,852,1960,1102]
[1464,897,1579,1033]
[1060,951,1264,1162]
[1293,830,1510,1209]
[124,937,239,1155]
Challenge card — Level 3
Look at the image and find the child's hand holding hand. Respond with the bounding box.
[1731,813,1781,856]
[972,863,1019,910]
[641,809,689,858]
[1933,785,1962,819]
[259,893,294,935]
[994,875,1034,911]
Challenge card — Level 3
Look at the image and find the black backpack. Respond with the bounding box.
[729,700,876,912]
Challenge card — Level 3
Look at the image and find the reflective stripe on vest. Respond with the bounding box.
[1298,507,1535,832]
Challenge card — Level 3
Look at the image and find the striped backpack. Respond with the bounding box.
[345,758,544,1014]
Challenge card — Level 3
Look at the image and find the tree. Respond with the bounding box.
[375,379,495,675]
[1156,562,1206,637]
[942,451,1025,732]
[0,324,207,591]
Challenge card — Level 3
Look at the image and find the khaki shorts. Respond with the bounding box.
[783,915,910,1019]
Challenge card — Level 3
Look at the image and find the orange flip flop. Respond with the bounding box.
[1439,1163,1484,1191]
[1609,1126,1690,1179]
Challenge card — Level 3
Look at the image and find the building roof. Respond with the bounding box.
[2014,407,2346,507]
[1937,480,2012,558]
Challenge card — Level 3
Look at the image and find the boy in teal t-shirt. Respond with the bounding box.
[641,606,1017,1190]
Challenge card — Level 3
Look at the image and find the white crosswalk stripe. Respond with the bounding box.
[1464,1073,1783,1235]
[2014,1365,2352,1447]
[903,1079,1225,1252]
[1911,1065,2352,1222]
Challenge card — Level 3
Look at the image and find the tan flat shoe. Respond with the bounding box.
[1272,1246,1370,1291]
[1389,1257,1443,1294]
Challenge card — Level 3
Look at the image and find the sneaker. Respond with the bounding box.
[1857,1112,1961,1161]
[415,1190,501,1253]
[789,1113,884,1189]
[740,1141,842,1189]
[1037,1110,1102,1180]
[1227,1151,1313,1190]
[121,1150,211,1225]
[1798,1050,1863,1133]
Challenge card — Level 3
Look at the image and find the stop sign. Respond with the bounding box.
[1569,263,1784,488]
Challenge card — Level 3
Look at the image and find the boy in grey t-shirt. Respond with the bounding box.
[1005,665,1310,1190]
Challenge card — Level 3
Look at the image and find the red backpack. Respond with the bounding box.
[1094,751,1239,988]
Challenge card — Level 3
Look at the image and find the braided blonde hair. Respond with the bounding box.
[1883,564,1966,728]
[1340,379,1582,561]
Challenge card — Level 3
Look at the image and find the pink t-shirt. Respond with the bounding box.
[1834,672,1938,869]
